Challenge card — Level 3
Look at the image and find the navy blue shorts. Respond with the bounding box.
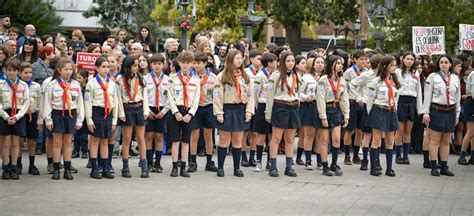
[366,105,399,132]
[397,96,417,122]
[271,102,301,129]
[168,106,194,143]
[89,107,113,138]
[322,105,344,129]
[300,102,319,127]
[52,109,77,134]
[119,105,146,127]
[464,97,474,122]
[25,112,39,139]
[216,103,249,132]
[429,106,456,133]
[0,109,26,136]
[191,104,216,130]
[146,106,168,133]
[347,101,363,131]
[252,103,272,134]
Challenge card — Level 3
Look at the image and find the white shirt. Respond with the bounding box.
[343,65,366,100]
[0,78,30,121]
[466,70,474,97]
[84,75,122,126]
[422,72,461,118]
[366,77,400,113]
[43,78,85,127]
[299,73,318,102]
[144,71,171,113]
[253,67,272,104]
[395,68,423,114]
[350,69,376,104]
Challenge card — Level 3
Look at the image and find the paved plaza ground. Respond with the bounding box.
[0,152,473,215]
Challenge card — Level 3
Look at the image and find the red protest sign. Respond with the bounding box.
[76,52,101,74]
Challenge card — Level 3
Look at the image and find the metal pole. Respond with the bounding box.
[181,0,189,50]
[246,0,254,42]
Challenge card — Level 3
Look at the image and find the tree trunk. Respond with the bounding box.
[285,24,302,55]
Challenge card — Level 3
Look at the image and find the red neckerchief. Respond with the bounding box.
[151,71,163,111]
[384,78,396,111]
[177,71,191,109]
[199,69,210,105]
[234,70,244,101]
[6,78,18,116]
[97,75,111,119]
[284,72,297,96]
[122,75,139,102]
[57,78,73,117]
[438,71,451,106]
[328,77,341,107]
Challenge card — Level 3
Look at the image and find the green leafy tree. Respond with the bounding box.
[0,0,64,36]
[384,0,474,54]
[83,0,161,37]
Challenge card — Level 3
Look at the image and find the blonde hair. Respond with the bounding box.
[72,29,85,41]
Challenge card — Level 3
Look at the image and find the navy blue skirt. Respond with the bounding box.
[52,109,77,134]
[359,103,372,133]
[119,105,146,127]
[271,102,301,129]
[217,103,249,132]
[89,107,113,138]
[146,106,168,133]
[300,102,318,126]
[429,106,456,133]
[0,109,26,136]
[252,103,272,134]
[323,105,344,129]
[191,104,216,130]
[397,96,417,122]
[347,101,363,130]
[464,97,474,122]
[366,105,399,132]
[25,112,39,139]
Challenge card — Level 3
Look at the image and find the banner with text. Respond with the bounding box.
[459,24,474,51]
[412,26,445,55]
[76,52,101,74]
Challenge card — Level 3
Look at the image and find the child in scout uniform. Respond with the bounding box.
[0,58,30,180]
[168,51,201,177]
[144,53,170,173]
[188,52,218,173]
[459,69,474,165]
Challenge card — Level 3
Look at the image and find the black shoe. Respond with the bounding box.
[28,166,40,175]
[376,160,383,171]
[385,169,396,177]
[86,161,92,169]
[395,157,404,164]
[121,168,132,178]
[330,164,343,176]
[370,170,382,176]
[90,171,102,179]
[265,161,271,170]
[344,157,352,165]
[205,161,218,172]
[402,158,410,165]
[187,162,197,173]
[241,160,250,167]
[322,167,334,176]
[440,169,454,176]
[249,159,257,167]
[102,171,115,179]
[72,151,80,158]
[233,169,244,177]
[155,164,163,173]
[70,165,78,174]
[217,169,225,177]
[360,159,368,171]
[16,166,22,175]
[469,158,474,165]
[170,168,178,177]
[10,171,19,180]
[35,148,43,155]
[284,168,297,177]
[423,162,432,169]
[269,169,279,177]
[295,158,304,165]
[2,170,10,180]
[141,169,149,178]
[52,171,60,180]
[63,170,73,180]
[81,152,89,159]
[316,161,323,170]
[352,155,361,164]
[458,158,469,165]
[431,169,440,177]
[148,164,156,173]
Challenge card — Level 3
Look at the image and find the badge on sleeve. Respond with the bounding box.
[318,82,325,90]
[213,89,220,96]
[267,81,273,91]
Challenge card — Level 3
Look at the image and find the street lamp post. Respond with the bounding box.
[338,24,355,51]
[354,18,361,48]
[180,0,190,50]
[246,0,254,41]
[240,0,264,43]
[374,5,385,50]
[333,24,340,46]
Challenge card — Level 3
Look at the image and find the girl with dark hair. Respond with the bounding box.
[138,54,151,75]
[115,55,150,178]
[214,49,254,177]
[394,52,422,165]
[265,51,300,177]
[44,58,85,180]
[137,26,156,53]
[422,55,460,176]
[84,57,123,179]
[18,37,39,64]
[366,56,400,177]
[316,55,350,176]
